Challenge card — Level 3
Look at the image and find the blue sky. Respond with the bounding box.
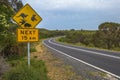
[22,0,120,30]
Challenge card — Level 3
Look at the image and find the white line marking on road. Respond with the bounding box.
[49,39,120,60]
[43,40,120,79]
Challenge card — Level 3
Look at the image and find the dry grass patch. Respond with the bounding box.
[31,43,81,80]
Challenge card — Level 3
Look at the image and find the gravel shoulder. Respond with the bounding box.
[31,43,81,80]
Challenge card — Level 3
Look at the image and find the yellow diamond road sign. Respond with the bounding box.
[13,4,42,28]
[17,28,39,42]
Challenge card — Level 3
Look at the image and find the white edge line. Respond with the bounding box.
[49,39,120,60]
[42,40,120,79]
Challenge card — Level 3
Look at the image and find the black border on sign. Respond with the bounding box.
[12,3,42,28]
[16,28,39,43]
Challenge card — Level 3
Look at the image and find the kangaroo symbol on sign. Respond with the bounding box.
[17,13,28,19]
[31,15,37,22]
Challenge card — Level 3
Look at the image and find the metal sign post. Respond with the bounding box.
[28,42,30,66]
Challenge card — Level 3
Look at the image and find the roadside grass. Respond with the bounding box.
[3,43,49,80]
[30,47,37,52]
[74,42,120,52]
[4,59,49,80]
[86,71,107,78]
[57,37,120,52]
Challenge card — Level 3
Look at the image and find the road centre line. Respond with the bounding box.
[43,40,120,79]
[49,39,120,60]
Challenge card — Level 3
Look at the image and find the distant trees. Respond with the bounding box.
[39,28,65,39]
[93,22,120,49]
[59,22,120,51]
[59,30,95,46]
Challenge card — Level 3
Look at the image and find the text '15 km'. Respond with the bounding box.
[17,28,39,42]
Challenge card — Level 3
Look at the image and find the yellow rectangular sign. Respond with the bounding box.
[17,28,39,42]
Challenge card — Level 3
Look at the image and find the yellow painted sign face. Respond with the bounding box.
[13,4,42,28]
[17,29,39,42]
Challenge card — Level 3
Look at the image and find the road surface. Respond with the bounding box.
[43,38,120,79]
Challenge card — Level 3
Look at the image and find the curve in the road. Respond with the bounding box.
[43,39,120,79]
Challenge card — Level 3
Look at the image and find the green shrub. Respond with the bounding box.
[4,60,49,80]
[58,37,66,42]
[30,47,37,52]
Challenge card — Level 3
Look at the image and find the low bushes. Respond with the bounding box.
[3,59,49,80]
[0,56,10,80]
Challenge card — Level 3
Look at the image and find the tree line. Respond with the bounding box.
[59,22,120,51]
[39,28,66,39]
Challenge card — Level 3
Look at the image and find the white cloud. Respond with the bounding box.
[23,0,120,10]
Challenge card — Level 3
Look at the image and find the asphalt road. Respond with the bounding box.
[43,38,120,79]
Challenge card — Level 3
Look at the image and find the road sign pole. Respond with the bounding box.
[28,42,30,66]
[12,3,42,67]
